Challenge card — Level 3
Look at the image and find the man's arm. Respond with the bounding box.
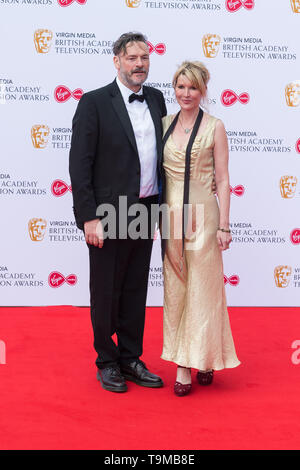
[69,93,99,228]
[160,90,167,118]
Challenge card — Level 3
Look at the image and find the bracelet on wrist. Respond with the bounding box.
[217,227,231,233]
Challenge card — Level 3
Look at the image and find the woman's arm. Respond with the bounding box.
[213,119,232,251]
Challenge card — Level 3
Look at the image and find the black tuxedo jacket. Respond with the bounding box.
[69,79,167,230]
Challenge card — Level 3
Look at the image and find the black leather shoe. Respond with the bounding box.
[97,366,128,393]
[120,360,163,388]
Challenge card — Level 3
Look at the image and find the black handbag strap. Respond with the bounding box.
[162,108,204,256]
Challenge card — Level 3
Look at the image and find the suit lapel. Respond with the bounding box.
[109,81,163,170]
[110,80,139,155]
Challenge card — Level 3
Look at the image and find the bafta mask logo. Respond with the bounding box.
[202,34,221,58]
[279,176,298,199]
[125,0,141,7]
[274,265,292,288]
[285,82,300,107]
[291,0,300,13]
[34,29,53,54]
[28,218,47,242]
[31,125,50,149]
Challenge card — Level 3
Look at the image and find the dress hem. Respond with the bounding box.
[160,354,241,371]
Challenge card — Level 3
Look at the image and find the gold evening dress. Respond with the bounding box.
[161,114,240,371]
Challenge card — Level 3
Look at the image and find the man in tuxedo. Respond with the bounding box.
[69,32,167,392]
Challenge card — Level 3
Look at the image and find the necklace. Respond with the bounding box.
[179,112,199,134]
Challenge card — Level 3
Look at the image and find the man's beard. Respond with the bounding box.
[121,69,148,88]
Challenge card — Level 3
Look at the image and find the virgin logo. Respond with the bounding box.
[290,229,300,245]
[54,86,83,103]
[154,228,160,241]
[221,90,250,106]
[230,185,245,196]
[51,180,72,197]
[225,0,254,12]
[296,139,300,154]
[224,275,240,286]
[57,0,87,6]
[48,272,77,288]
[147,41,166,55]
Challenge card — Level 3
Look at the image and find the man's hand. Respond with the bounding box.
[84,219,104,248]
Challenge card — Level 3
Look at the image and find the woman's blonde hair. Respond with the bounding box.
[172,61,210,98]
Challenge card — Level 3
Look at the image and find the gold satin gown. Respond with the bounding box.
[161,114,240,371]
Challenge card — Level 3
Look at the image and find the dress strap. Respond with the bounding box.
[182,109,203,255]
[162,109,204,257]
[162,112,180,150]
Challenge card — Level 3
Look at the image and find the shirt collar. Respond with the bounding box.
[116,77,143,103]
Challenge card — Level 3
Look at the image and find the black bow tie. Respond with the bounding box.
[129,93,145,103]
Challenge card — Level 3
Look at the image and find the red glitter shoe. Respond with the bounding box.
[174,381,192,397]
[196,369,214,386]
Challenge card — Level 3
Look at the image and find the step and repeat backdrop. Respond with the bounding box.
[0,0,299,306]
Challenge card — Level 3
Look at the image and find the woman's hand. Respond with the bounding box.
[217,229,232,251]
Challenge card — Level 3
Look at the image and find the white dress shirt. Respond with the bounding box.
[116,77,158,198]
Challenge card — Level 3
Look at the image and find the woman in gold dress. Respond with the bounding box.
[161,62,240,396]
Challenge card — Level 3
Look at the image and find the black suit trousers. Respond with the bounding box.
[88,195,158,369]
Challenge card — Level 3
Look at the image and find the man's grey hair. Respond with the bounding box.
[113,32,148,56]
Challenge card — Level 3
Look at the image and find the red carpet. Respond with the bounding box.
[0,306,300,450]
